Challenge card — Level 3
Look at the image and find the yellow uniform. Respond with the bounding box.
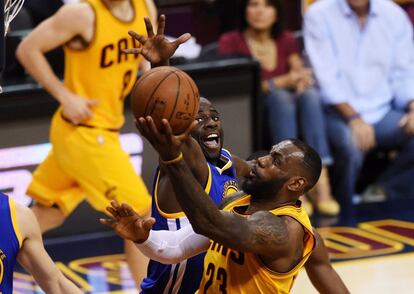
[27,0,151,216]
[198,195,315,294]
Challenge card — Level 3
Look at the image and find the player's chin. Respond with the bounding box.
[204,147,221,162]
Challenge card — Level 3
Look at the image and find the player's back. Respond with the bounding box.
[141,149,238,294]
[0,193,22,294]
[63,0,148,130]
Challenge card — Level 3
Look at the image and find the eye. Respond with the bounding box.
[212,115,220,121]
[195,118,203,123]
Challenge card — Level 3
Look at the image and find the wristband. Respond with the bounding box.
[160,152,183,165]
[346,113,361,122]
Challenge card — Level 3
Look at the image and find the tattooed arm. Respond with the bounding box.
[162,158,303,270]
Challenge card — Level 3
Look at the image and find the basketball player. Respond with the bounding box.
[14,0,163,288]
[104,119,349,293]
[0,192,82,294]
[122,17,250,293]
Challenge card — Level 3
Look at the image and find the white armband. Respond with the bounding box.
[136,224,210,264]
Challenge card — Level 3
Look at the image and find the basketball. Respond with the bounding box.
[131,66,200,135]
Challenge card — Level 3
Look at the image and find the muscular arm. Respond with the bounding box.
[16,204,82,294]
[16,3,93,104]
[163,160,292,260]
[305,231,350,294]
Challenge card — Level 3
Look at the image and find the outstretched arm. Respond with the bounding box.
[16,204,82,294]
[305,230,350,294]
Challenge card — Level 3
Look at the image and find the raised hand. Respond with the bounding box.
[135,116,197,162]
[100,200,155,243]
[124,14,191,66]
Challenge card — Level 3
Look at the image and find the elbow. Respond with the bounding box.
[15,39,33,66]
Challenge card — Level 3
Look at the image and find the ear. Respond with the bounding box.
[287,176,308,193]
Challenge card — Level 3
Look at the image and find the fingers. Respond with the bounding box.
[123,48,143,55]
[176,120,197,141]
[128,30,147,45]
[143,16,155,38]
[142,217,156,231]
[172,33,192,47]
[156,14,166,36]
[87,99,100,107]
[100,218,117,228]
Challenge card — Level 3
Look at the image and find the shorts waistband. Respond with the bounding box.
[60,113,119,132]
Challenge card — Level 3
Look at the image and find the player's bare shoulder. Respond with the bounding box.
[55,2,95,38]
[14,203,40,240]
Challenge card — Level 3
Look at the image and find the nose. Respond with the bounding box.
[204,117,218,128]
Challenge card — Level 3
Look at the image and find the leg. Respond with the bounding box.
[125,235,150,289]
[26,150,83,233]
[31,204,65,233]
[263,89,298,144]
[58,125,152,290]
[326,110,364,216]
[374,109,414,198]
[297,89,338,215]
[297,88,332,165]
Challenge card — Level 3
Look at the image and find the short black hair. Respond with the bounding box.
[289,139,322,192]
[238,0,285,38]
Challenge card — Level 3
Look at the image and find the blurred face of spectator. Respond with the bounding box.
[347,0,369,11]
[245,0,277,31]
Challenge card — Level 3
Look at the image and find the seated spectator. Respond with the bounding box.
[304,0,414,215]
[218,0,339,216]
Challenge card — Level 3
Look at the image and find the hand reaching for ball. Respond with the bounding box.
[124,14,191,66]
[135,116,197,162]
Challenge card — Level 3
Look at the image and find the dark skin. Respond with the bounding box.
[101,200,349,293]
[126,15,250,214]
[133,117,311,273]
[305,231,350,294]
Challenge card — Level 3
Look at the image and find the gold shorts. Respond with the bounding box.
[27,111,151,216]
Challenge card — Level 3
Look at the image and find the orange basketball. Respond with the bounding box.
[131,66,200,135]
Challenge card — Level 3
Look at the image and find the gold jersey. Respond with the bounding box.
[63,0,148,129]
[198,195,315,294]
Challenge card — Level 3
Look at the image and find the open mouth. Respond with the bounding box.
[202,133,220,150]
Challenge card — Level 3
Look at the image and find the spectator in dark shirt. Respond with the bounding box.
[218,0,340,216]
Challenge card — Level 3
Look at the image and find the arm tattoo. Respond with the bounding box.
[249,212,288,247]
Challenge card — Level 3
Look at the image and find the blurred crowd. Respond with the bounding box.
[8,0,414,218]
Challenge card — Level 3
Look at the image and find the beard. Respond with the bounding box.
[242,177,288,200]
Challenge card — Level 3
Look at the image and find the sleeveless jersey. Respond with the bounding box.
[63,0,148,130]
[198,195,315,294]
[141,149,239,294]
[0,193,22,294]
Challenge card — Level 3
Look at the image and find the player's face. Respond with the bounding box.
[191,99,224,162]
[246,0,277,31]
[242,141,303,198]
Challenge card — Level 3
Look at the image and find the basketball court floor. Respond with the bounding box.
[10,197,414,294]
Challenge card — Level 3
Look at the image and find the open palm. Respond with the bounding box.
[100,201,155,243]
[125,15,191,65]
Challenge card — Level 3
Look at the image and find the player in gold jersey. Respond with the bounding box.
[15,0,159,288]
[103,134,349,293]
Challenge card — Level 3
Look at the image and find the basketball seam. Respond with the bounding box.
[181,72,198,121]
[168,72,181,123]
[144,70,178,117]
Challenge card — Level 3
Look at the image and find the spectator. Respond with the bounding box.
[304,0,414,215]
[218,0,339,216]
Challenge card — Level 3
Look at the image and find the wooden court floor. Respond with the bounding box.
[13,198,414,293]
